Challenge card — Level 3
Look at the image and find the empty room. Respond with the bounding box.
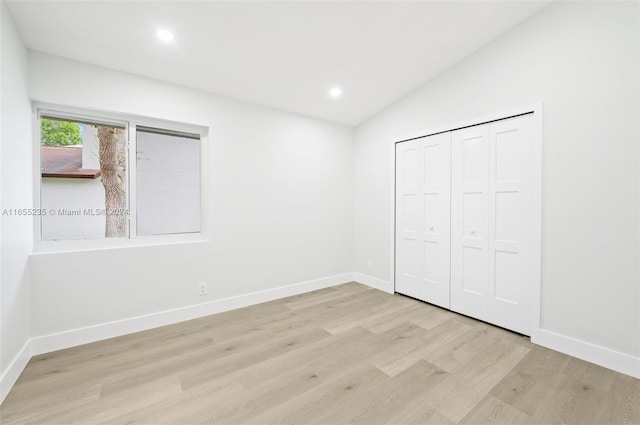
[0,1,638,424]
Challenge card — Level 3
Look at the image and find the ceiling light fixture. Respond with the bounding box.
[329,87,343,98]
[157,29,174,42]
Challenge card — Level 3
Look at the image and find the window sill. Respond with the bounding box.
[31,233,208,255]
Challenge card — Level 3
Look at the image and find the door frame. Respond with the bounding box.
[390,102,543,339]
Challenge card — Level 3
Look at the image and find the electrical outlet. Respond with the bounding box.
[367,260,374,271]
[198,282,208,296]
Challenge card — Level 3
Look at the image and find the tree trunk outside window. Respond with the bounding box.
[97,126,127,237]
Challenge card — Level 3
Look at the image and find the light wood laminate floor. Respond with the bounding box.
[1,283,638,425]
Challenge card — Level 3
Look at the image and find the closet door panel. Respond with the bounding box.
[395,132,451,309]
[488,114,534,335]
[420,133,451,308]
[396,140,422,296]
[451,125,490,321]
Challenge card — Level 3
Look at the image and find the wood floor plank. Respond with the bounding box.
[527,373,610,425]
[291,287,392,326]
[193,364,323,424]
[98,329,275,396]
[1,283,638,425]
[240,363,388,425]
[594,373,640,425]
[370,317,473,377]
[321,296,417,335]
[382,399,456,425]
[284,285,360,311]
[458,394,532,425]
[364,299,451,334]
[103,381,243,425]
[318,359,448,425]
[233,327,375,389]
[562,355,617,392]
[423,338,531,423]
[425,324,499,373]
[178,325,331,392]
[308,322,426,379]
[489,344,572,415]
[0,383,102,425]
[27,376,182,425]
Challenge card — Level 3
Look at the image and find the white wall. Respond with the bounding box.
[0,0,32,397]
[354,1,639,363]
[29,52,354,339]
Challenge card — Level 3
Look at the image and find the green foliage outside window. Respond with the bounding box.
[41,118,82,146]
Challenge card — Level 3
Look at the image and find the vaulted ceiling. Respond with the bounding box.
[8,1,550,126]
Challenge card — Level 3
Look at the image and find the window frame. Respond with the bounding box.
[33,103,209,253]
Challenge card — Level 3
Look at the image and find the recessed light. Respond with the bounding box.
[329,87,343,98]
[157,29,174,42]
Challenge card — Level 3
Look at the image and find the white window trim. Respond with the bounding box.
[32,102,210,254]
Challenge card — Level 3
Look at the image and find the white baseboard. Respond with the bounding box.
[31,272,353,356]
[354,272,393,294]
[533,329,640,379]
[0,340,32,405]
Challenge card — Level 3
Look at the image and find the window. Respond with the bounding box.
[37,108,205,244]
[135,127,200,236]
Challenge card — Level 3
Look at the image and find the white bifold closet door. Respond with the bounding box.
[395,113,535,335]
[395,132,451,309]
[451,114,534,335]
